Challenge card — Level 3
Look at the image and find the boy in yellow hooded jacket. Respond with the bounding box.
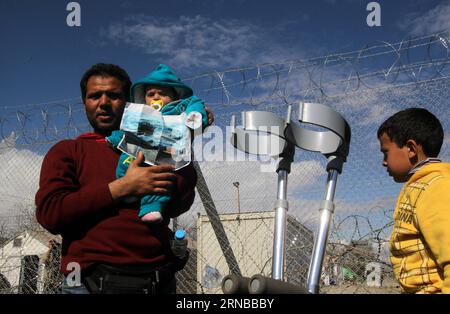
[377,108,450,293]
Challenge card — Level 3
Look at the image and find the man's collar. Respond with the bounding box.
[77,132,107,143]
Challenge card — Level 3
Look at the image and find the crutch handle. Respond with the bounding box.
[221,274,251,294]
[248,274,309,294]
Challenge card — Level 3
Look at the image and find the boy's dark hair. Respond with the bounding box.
[377,108,444,157]
[80,63,132,101]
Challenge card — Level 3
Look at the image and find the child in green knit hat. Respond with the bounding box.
[107,64,207,223]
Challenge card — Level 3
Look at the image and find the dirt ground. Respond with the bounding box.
[320,279,402,294]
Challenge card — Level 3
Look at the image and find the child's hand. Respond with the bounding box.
[185,111,202,130]
[205,105,214,126]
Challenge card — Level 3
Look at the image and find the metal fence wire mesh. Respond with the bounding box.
[0,31,449,294]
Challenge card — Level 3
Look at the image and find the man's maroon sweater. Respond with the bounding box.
[35,133,197,275]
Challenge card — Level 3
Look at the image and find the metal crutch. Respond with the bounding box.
[226,110,300,293]
[225,103,351,294]
[227,109,307,293]
[231,109,294,281]
[287,102,351,293]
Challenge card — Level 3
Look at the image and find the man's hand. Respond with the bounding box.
[108,152,176,201]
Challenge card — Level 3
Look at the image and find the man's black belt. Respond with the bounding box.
[82,263,175,294]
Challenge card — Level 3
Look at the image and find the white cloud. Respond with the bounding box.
[176,159,397,245]
[0,135,43,219]
[177,160,395,225]
[103,15,307,71]
[399,2,450,36]
[105,15,260,70]
[183,159,325,217]
[196,159,325,204]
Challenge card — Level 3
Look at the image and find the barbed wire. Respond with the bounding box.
[0,31,449,294]
[0,31,449,143]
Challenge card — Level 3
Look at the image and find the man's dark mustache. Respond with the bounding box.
[96,106,115,116]
[96,112,114,117]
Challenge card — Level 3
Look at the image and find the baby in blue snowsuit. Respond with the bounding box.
[107,64,208,223]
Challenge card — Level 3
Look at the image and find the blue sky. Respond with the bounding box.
[1,0,449,108]
[0,0,449,241]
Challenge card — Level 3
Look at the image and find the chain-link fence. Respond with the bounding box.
[1,31,449,294]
